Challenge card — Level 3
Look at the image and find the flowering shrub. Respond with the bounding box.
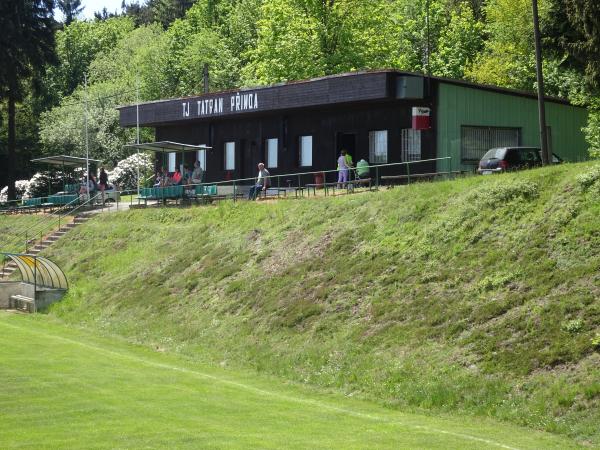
[25,171,68,199]
[107,153,154,191]
[0,180,31,202]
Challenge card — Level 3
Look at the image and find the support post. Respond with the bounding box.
[532,0,550,165]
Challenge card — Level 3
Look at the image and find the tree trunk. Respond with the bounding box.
[7,90,16,201]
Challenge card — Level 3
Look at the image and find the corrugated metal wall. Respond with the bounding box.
[436,83,589,172]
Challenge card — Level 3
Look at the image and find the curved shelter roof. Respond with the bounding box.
[1,253,68,290]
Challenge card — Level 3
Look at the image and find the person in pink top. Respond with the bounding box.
[171,168,183,185]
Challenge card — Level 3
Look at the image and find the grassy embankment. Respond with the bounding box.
[0,213,74,254]
[40,162,600,445]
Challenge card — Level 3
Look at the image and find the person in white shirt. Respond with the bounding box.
[248,162,270,200]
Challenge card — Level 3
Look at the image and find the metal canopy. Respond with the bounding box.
[1,253,68,290]
[125,141,212,153]
[31,155,101,168]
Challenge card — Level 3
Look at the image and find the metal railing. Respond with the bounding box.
[1,192,104,254]
[134,157,454,204]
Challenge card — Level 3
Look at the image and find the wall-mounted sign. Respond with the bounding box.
[182,92,259,118]
[412,107,431,130]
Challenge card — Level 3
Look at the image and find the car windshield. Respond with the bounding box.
[481,148,505,160]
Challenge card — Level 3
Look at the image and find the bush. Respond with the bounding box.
[107,153,154,191]
[0,180,31,202]
[467,180,539,208]
[25,172,69,199]
[576,165,600,192]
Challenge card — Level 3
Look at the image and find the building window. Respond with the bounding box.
[401,129,421,161]
[300,135,312,167]
[224,141,235,170]
[461,126,520,162]
[369,130,388,164]
[266,138,278,168]
[168,152,176,172]
[197,147,207,171]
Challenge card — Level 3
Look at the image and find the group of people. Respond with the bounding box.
[247,150,370,201]
[337,150,370,188]
[79,167,109,200]
[154,161,204,187]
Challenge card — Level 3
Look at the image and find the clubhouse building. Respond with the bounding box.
[118,70,588,182]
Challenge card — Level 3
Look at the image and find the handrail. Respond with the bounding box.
[137,157,454,204]
[175,157,452,187]
[1,192,104,254]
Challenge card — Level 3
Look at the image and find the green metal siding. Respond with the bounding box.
[436,82,589,172]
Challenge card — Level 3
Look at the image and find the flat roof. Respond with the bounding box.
[125,141,212,153]
[118,70,582,128]
[31,155,101,167]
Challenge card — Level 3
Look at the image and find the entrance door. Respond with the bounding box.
[336,132,357,161]
[240,139,259,181]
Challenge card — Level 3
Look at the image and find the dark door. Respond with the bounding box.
[336,132,356,161]
[240,139,259,181]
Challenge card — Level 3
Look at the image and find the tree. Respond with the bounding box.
[549,0,600,88]
[49,17,135,97]
[0,0,56,201]
[57,0,83,25]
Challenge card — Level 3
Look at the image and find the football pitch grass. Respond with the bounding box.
[0,313,583,449]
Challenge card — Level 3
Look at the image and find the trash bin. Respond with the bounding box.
[314,172,325,188]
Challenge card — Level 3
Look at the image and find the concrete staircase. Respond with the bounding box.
[0,215,89,279]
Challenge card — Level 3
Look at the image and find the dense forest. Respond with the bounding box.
[1,0,599,198]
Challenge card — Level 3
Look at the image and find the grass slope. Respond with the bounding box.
[39,162,600,445]
[0,213,71,253]
[0,313,583,449]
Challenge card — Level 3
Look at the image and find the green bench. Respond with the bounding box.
[16,197,43,213]
[65,183,80,194]
[194,184,217,196]
[48,194,79,206]
[138,185,185,205]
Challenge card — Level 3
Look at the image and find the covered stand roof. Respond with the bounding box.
[125,141,212,154]
[31,155,101,167]
[1,253,68,290]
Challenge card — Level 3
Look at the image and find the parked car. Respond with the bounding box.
[101,183,120,204]
[478,147,562,174]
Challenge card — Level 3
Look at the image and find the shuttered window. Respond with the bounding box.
[369,130,388,163]
[224,142,235,170]
[461,126,520,162]
[197,148,207,171]
[300,135,312,167]
[401,129,421,161]
[266,138,278,168]
[168,152,176,172]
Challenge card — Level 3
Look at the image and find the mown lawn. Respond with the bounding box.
[0,313,583,449]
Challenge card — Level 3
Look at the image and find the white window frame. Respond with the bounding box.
[224,141,235,171]
[197,147,207,171]
[299,135,313,167]
[168,152,176,172]
[369,130,388,164]
[266,138,278,168]
[401,129,422,162]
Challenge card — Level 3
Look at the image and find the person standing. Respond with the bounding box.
[248,162,270,200]
[191,161,204,185]
[337,149,350,189]
[99,167,108,203]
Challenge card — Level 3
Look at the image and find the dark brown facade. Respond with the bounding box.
[119,71,437,182]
